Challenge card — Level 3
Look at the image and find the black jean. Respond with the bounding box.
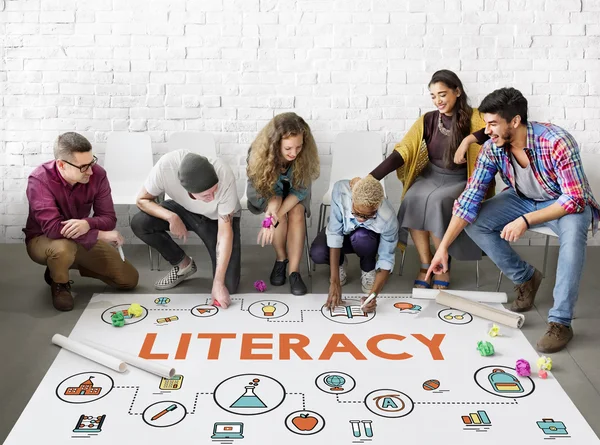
[131,200,241,293]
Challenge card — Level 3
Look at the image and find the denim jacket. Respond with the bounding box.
[326,180,399,271]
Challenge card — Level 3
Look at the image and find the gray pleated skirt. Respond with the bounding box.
[397,162,482,261]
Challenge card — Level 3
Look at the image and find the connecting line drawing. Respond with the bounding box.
[336,394,364,404]
[286,392,306,410]
[148,309,189,312]
[187,392,214,415]
[231,297,246,311]
[415,399,519,405]
[115,386,142,415]
[266,309,321,323]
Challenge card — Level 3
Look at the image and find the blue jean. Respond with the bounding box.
[465,188,592,326]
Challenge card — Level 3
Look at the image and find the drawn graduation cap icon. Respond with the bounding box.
[487,369,524,393]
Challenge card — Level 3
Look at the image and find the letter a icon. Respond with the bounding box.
[382,397,398,409]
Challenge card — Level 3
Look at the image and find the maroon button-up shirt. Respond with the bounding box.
[23,160,117,250]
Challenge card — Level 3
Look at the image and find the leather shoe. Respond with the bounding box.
[289,272,307,296]
[270,259,288,286]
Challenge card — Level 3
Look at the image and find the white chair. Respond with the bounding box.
[105,132,153,205]
[496,151,600,290]
[316,132,385,232]
[104,132,156,269]
[168,132,217,157]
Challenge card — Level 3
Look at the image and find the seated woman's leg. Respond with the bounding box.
[286,202,308,295]
[410,229,433,288]
[269,207,289,287]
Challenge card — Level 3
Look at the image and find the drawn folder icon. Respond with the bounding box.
[487,369,524,393]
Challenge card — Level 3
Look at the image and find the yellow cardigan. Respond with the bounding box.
[394,108,488,199]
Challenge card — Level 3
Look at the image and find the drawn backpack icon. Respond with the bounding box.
[487,369,524,393]
[537,419,568,435]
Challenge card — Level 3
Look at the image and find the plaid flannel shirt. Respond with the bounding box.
[453,122,600,234]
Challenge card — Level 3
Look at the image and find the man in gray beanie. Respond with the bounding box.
[131,149,241,308]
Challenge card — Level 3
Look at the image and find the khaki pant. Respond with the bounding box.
[26,236,139,289]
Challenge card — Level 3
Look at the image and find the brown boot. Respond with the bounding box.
[51,281,74,311]
[510,268,543,312]
[537,322,573,353]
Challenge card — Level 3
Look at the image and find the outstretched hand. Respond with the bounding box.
[426,248,449,282]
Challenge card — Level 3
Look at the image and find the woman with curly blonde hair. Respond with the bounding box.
[310,176,399,310]
[246,112,320,296]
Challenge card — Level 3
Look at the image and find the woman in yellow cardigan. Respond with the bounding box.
[370,70,490,289]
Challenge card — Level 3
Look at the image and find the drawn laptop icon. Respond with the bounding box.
[211,422,244,439]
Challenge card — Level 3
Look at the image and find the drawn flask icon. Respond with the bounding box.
[487,369,524,393]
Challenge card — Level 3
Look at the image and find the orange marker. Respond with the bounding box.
[151,403,177,421]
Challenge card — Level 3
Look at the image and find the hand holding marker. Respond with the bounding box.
[151,403,178,421]
[360,292,377,311]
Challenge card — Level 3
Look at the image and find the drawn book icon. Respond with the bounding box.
[330,305,367,319]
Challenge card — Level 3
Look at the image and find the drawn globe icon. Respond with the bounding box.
[324,374,345,391]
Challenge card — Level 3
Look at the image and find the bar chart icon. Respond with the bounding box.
[462,410,491,425]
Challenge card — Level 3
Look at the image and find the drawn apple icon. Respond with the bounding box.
[292,413,318,431]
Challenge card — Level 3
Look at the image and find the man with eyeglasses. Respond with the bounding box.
[23,132,139,311]
[309,176,399,310]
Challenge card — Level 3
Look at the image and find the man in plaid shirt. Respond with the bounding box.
[427,87,599,353]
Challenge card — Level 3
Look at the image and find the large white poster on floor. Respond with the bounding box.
[5,292,599,444]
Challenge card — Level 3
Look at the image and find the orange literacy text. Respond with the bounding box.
[138,332,446,361]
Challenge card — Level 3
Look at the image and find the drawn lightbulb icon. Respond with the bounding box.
[261,302,276,317]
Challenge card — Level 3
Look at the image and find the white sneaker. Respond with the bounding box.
[155,258,197,290]
[330,257,348,286]
[361,269,376,294]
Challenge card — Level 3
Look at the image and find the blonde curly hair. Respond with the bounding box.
[247,112,320,199]
[350,175,384,210]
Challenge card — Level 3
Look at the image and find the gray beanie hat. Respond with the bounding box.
[178,153,219,193]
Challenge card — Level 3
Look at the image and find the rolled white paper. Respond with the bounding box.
[435,291,525,329]
[413,287,508,303]
[52,334,127,373]
[81,339,175,379]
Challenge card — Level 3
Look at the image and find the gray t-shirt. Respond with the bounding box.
[511,154,553,201]
[145,149,241,220]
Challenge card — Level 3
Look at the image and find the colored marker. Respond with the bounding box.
[151,404,177,421]
[360,292,377,310]
[117,245,125,262]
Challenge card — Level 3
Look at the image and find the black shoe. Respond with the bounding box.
[270,259,288,286]
[289,272,307,296]
[44,267,52,286]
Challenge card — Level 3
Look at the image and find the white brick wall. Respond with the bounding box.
[1,0,600,247]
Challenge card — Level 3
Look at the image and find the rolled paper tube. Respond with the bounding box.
[413,288,508,303]
[435,291,525,329]
[81,339,175,379]
[52,334,127,373]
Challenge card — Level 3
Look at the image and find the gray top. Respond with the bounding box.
[510,154,553,201]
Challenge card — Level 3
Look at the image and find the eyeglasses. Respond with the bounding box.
[61,155,98,173]
[351,207,377,220]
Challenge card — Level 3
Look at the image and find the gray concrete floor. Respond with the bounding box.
[1,243,599,441]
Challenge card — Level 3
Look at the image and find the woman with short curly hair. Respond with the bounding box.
[309,176,399,310]
[246,112,320,296]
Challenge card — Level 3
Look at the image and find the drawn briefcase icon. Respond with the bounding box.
[537,418,568,435]
[487,369,524,393]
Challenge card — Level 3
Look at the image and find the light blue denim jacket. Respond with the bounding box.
[326,180,399,271]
